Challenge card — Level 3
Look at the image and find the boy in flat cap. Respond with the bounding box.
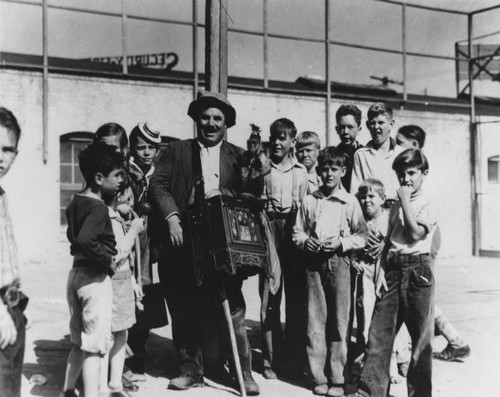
[149,91,259,395]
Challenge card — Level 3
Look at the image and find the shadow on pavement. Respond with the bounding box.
[23,335,72,396]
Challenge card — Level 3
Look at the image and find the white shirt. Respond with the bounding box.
[198,140,222,193]
[293,186,367,253]
[387,189,437,258]
[262,157,308,214]
[350,138,405,200]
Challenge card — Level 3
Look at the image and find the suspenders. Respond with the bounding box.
[264,162,301,214]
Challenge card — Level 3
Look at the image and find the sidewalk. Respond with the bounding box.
[20,244,500,396]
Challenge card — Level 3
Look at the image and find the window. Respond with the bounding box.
[488,155,500,184]
[60,132,93,225]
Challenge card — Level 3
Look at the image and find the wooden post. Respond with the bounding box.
[204,4,244,395]
[205,0,220,92]
[205,0,229,125]
[219,0,228,96]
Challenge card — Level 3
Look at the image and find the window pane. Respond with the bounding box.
[74,168,85,185]
[488,159,499,183]
[61,209,67,226]
[60,189,74,208]
[60,165,72,183]
[60,141,72,163]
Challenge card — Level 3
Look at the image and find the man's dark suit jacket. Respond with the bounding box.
[147,138,252,376]
[149,139,244,219]
[149,138,245,255]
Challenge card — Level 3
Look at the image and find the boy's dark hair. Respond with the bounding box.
[94,122,129,151]
[398,124,426,149]
[0,107,21,146]
[270,118,297,139]
[129,125,160,150]
[296,130,321,149]
[367,102,393,120]
[335,104,362,126]
[317,146,348,169]
[79,142,124,185]
[392,148,429,174]
[357,178,385,199]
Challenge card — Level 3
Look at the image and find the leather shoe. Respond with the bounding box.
[121,378,139,392]
[433,344,471,361]
[263,367,277,379]
[168,373,204,390]
[326,385,344,397]
[313,384,329,395]
[242,371,260,396]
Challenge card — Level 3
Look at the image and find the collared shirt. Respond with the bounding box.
[353,210,389,265]
[0,187,20,290]
[387,189,437,258]
[350,138,404,200]
[262,156,308,214]
[0,187,20,317]
[108,208,134,272]
[307,167,322,194]
[198,139,222,194]
[337,141,363,192]
[293,185,367,253]
[128,158,155,209]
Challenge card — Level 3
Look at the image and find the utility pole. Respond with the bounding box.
[205,0,228,96]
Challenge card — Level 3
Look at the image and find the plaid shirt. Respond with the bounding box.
[0,187,20,290]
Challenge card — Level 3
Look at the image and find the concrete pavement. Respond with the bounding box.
[20,243,500,396]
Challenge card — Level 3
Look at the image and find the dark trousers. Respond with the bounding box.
[0,306,26,397]
[126,327,150,374]
[158,243,252,376]
[259,215,308,370]
[306,254,351,386]
[358,254,434,397]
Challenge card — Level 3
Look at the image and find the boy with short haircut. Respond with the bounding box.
[357,149,437,397]
[353,179,388,346]
[61,142,124,397]
[295,130,322,193]
[350,102,404,202]
[0,107,28,397]
[293,146,366,397]
[259,118,308,379]
[335,104,364,192]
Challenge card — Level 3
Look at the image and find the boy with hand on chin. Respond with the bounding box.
[350,103,404,202]
[61,142,124,397]
[357,149,437,397]
[293,147,366,397]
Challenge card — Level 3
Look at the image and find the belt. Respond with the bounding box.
[266,212,291,221]
[388,253,429,268]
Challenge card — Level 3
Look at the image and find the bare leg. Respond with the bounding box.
[62,345,84,392]
[99,352,110,392]
[109,330,128,391]
[82,352,102,397]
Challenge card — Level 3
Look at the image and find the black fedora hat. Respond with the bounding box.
[187,90,236,128]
